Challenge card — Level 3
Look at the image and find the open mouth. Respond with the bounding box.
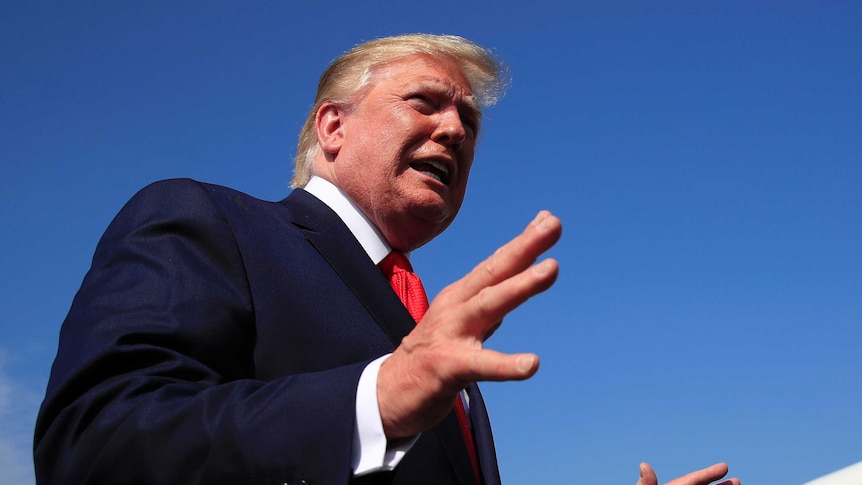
[410,160,451,186]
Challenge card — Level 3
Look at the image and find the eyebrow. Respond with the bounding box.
[461,95,481,120]
[412,78,481,116]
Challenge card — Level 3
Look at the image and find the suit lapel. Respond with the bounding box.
[433,387,501,485]
[434,412,483,485]
[282,189,415,346]
[468,384,501,485]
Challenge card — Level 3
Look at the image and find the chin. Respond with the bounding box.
[410,201,455,227]
[390,216,453,251]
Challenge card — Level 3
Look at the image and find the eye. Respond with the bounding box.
[461,114,479,138]
[408,94,436,113]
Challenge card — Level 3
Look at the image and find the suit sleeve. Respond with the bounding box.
[34,179,364,484]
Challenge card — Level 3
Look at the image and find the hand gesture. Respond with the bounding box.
[636,462,741,485]
[378,211,562,438]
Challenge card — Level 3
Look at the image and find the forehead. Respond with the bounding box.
[367,54,479,109]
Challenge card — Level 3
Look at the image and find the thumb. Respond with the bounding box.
[466,350,540,382]
[637,462,658,485]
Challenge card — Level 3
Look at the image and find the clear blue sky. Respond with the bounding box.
[2,2,860,483]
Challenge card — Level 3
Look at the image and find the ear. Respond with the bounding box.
[315,101,346,157]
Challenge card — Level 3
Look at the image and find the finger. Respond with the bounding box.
[453,348,540,382]
[455,211,562,299]
[713,478,740,485]
[665,463,730,485]
[457,257,558,334]
[637,462,658,485]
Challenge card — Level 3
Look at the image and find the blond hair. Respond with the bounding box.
[291,33,509,188]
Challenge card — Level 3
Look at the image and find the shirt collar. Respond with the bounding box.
[303,176,398,265]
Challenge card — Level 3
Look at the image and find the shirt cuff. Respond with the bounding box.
[352,354,420,476]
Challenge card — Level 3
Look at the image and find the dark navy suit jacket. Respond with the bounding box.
[34,179,500,485]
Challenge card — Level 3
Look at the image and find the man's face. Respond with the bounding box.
[323,54,481,251]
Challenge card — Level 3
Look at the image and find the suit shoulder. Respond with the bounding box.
[120,178,284,217]
[129,178,241,205]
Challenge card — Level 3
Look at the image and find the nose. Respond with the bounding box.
[431,107,467,149]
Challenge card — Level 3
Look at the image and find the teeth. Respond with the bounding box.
[410,159,451,184]
[425,160,449,179]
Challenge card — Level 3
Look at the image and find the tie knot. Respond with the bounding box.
[379,251,414,277]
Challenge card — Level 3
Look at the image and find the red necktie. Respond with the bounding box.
[379,252,482,484]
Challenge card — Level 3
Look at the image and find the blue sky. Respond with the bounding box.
[2,2,860,483]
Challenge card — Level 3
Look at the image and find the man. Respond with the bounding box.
[35,34,738,485]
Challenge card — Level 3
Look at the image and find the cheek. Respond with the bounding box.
[372,129,414,166]
[457,152,475,186]
[379,107,418,136]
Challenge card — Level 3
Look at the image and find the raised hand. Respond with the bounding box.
[378,210,562,438]
[636,462,741,485]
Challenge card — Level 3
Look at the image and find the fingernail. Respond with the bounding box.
[538,212,555,231]
[517,355,535,372]
[533,259,552,275]
[531,211,545,225]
